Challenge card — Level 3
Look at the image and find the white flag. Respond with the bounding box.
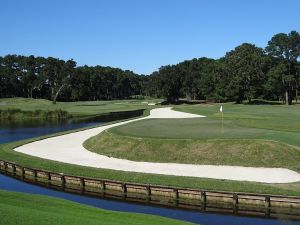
[220,105,223,112]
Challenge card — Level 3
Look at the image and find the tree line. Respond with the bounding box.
[0,31,299,105]
[147,31,300,105]
[0,56,144,103]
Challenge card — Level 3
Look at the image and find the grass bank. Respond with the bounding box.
[0,109,70,120]
[0,190,194,225]
[84,131,300,170]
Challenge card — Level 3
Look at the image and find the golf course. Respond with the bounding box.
[1,98,300,196]
[2,1,300,224]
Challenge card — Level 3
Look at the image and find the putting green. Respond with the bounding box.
[108,118,266,139]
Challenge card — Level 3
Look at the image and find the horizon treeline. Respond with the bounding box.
[0,30,299,105]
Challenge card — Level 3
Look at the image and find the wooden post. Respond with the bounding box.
[146,185,151,196]
[61,174,66,187]
[3,162,7,172]
[20,166,25,177]
[265,196,271,208]
[174,188,179,199]
[33,169,37,179]
[200,191,206,203]
[80,178,85,187]
[122,183,127,193]
[233,193,238,206]
[12,164,16,174]
[47,172,51,182]
[101,181,106,190]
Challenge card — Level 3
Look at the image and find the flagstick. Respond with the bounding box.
[221,111,224,134]
[219,105,224,134]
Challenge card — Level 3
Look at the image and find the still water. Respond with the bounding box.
[0,111,299,225]
[0,110,144,144]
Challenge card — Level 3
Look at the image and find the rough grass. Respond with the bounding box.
[84,131,300,170]
[0,108,70,119]
[0,190,194,225]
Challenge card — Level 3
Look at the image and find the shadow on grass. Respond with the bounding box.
[243,99,283,105]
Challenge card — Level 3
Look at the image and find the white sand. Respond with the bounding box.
[14,107,300,184]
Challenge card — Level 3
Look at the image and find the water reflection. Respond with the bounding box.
[0,109,144,144]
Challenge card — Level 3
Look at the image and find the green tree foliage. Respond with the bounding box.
[1,31,299,104]
[265,31,300,104]
[222,43,266,103]
[0,55,142,102]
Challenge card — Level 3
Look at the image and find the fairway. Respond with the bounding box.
[0,98,160,116]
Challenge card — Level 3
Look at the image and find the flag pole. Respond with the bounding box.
[221,110,224,134]
[220,105,224,134]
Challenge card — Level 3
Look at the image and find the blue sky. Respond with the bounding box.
[1,0,299,74]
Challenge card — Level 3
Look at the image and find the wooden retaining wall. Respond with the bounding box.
[1,159,300,210]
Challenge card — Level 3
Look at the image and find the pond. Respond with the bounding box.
[0,109,144,144]
[0,110,299,225]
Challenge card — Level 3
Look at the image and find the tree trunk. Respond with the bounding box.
[285,89,289,105]
[52,84,66,104]
[296,80,298,103]
[186,92,191,101]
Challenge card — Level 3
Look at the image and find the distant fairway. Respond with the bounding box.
[85,103,300,171]
[0,97,160,116]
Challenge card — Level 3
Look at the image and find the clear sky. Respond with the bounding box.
[1,0,299,74]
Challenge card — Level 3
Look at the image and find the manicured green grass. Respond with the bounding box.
[108,118,265,139]
[0,97,161,116]
[0,190,194,225]
[174,103,300,132]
